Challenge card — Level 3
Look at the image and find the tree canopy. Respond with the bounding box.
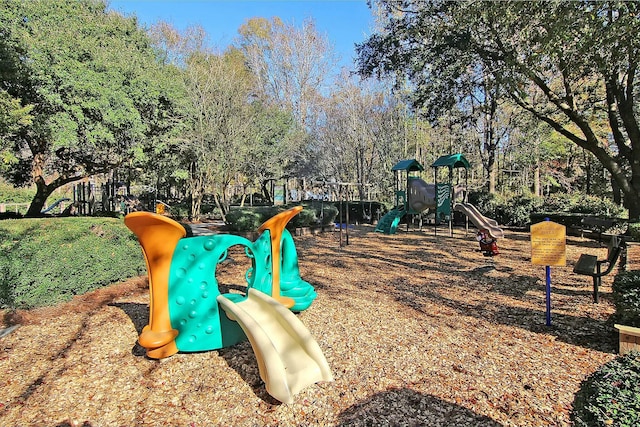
[1,0,635,219]
[357,0,640,217]
[0,0,179,216]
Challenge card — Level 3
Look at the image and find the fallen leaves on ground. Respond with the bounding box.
[0,226,624,426]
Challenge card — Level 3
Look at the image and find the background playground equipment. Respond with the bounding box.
[376,154,471,235]
[40,198,71,214]
[454,202,504,257]
[124,206,332,404]
[453,203,504,240]
[476,229,500,257]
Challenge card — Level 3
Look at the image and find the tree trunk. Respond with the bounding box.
[611,176,621,206]
[623,166,640,220]
[26,153,54,217]
[533,165,541,197]
[214,194,227,223]
[487,161,496,194]
[191,196,202,222]
[584,151,591,195]
[26,180,53,217]
[261,179,273,205]
[188,162,203,222]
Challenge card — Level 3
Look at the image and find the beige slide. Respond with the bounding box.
[217,288,333,404]
[454,202,504,239]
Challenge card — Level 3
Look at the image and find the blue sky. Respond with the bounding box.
[108,0,376,71]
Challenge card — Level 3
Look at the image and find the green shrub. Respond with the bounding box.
[0,181,34,204]
[319,204,339,225]
[225,204,336,231]
[0,217,145,309]
[628,223,640,241]
[495,194,544,226]
[225,208,265,231]
[571,352,640,427]
[331,201,385,224]
[545,193,626,217]
[298,201,339,225]
[468,192,544,227]
[167,202,190,221]
[612,271,640,327]
[288,208,317,229]
[467,190,626,227]
[201,204,222,220]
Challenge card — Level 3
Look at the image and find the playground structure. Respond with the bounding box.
[375,155,503,255]
[40,198,71,214]
[452,203,504,240]
[375,155,469,234]
[124,206,332,404]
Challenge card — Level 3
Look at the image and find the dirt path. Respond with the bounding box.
[0,226,622,426]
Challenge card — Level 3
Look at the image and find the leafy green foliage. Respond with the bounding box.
[225,204,338,232]
[612,271,640,328]
[0,217,145,309]
[225,208,265,232]
[571,352,640,427]
[357,0,640,218]
[469,191,544,227]
[628,223,640,241]
[287,208,318,229]
[0,180,34,204]
[332,201,383,225]
[319,205,339,226]
[468,190,626,227]
[0,90,32,171]
[0,0,181,215]
[543,193,626,217]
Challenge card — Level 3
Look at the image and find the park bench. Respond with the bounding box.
[579,216,616,242]
[573,235,625,303]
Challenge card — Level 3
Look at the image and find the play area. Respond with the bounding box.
[0,216,623,426]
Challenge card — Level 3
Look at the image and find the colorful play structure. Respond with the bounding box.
[124,206,333,404]
[455,202,503,256]
[375,154,503,255]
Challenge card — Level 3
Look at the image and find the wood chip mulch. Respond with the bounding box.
[0,225,626,426]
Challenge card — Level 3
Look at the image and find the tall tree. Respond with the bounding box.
[242,102,300,204]
[0,0,177,216]
[237,17,336,129]
[318,74,406,202]
[181,48,256,220]
[357,1,640,218]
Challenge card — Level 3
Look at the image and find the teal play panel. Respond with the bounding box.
[167,228,316,353]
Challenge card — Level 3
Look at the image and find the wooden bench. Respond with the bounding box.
[573,235,625,303]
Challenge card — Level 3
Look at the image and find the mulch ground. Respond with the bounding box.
[0,225,628,426]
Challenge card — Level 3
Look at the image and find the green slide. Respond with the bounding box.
[375,207,405,234]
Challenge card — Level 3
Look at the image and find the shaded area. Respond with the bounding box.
[338,387,503,426]
[112,298,293,403]
[109,302,149,356]
[218,342,282,405]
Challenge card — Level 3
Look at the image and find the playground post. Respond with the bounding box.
[530,219,566,326]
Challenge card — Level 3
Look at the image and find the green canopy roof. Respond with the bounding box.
[431,154,470,169]
[391,159,424,172]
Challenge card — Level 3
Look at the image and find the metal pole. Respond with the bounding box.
[346,187,350,245]
[546,265,552,326]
